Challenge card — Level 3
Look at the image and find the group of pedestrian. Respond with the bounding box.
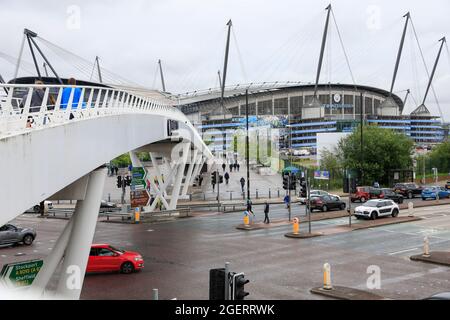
[244,200,270,224]
[109,165,119,176]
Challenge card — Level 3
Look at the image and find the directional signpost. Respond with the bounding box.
[0,259,43,289]
[130,167,151,208]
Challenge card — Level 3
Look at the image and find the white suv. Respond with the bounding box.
[354,199,399,220]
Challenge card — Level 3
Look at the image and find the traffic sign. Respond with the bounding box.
[130,166,151,208]
[130,190,150,207]
[0,259,43,289]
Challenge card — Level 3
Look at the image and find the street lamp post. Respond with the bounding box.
[246,90,250,204]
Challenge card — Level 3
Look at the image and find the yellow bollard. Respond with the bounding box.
[293,217,300,234]
[323,263,332,290]
[243,215,250,226]
[134,207,141,224]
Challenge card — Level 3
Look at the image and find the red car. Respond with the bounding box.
[87,244,144,274]
[351,186,384,203]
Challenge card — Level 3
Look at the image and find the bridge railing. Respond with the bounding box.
[0,83,184,136]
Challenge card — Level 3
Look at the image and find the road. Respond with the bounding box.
[1,203,449,300]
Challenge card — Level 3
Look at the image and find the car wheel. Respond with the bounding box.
[322,205,328,212]
[422,197,426,201]
[340,203,346,210]
[33,205,40,213]
[408,192,413,199]
[398,198,404,204]
[391,209,399,218]
[120,262,134,274]
[22,234,34,246]
[371,212,378,220]
[360,197,366,203]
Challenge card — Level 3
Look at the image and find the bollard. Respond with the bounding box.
[203,193,206,201]
[189,193,192,201]
[230,191,232,201]
[436,193,440,202]
[243,214,250,226]
[108,193,111,202]
[423,236,431,257]
[153,288,159,300]
[277,188,280,198]
[134,207,141,224]
[256,189,259,199]
[269,188,271,199]
[408,202,414,217]
[323,263,332,290]
[293,217,299,234]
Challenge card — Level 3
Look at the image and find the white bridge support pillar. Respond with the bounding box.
[181,148,198,197]
[169,142,190,210]
[55,168,107,299]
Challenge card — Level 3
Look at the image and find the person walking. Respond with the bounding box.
[222,163,226,172]
[264,202,270,224]
[284,194,290,209]
[236,163,240,172]
[229,163,233,172]
[240,177,245,193]
[224,172,230,185]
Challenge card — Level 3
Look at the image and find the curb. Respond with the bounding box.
[310,286,386,300]
[284,232,323,239]
[410,251,450,267]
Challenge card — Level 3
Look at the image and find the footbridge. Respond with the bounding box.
[0,81,214,299]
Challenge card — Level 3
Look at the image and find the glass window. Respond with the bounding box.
[257,100,272,115]
[274,98,288,115]
[89,248,98,256]
[98,248,115,257]
[247,102,256,115]
[365,97,373,115]
[290,96,302,115]
[355,95,362,115]
[229,106,239,116]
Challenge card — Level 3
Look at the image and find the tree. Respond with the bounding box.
[428,141,450,173]
[337,125,414,186]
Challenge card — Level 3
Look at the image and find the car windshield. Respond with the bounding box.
[109,245,125,253]
[364,201,380,207]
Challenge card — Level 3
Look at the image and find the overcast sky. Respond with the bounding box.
[0,0,449,120]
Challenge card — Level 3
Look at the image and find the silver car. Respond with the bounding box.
[0,224,36,246]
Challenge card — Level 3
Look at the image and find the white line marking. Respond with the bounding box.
[388,247,419,255]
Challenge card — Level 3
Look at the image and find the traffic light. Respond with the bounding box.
[300,177,307,197]
[116,176,122,188]
[282,175,289,190]
[209,268,225,300]
[289,174,297,190]
[231,273,249,300]
[219,175,224,184]
[124,175,132,187]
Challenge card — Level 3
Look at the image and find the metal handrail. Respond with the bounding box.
[0,83,186,137]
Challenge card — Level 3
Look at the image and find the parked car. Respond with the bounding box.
[354,199,399,220]
[445,181,450,190]
[421,187,450,200]
[424,292,450,300]
[380,188,404,204]
[351,186,383,203]
[309,195,346,212]
[298,190,340,204]
[0,224,36,246]
[31,201,53,213]
[100,200,117,208]
[87,244,144,274]
[393,183,423,199]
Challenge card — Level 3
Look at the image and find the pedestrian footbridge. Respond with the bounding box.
[0,81,214,299]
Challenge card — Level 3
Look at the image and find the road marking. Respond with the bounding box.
[1,255,7,258]
[147,229,154,232]
[388,247,419,255]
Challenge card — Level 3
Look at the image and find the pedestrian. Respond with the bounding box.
[199,175,204,186]
[222,163,226,172]
[264,202,270,224]
[284,194,290,209]
[229,163,233,172]
[224,172,230,185]
[234,162,238,171]
[212,179,216,191]
[236,163,240,171]
[61,78,82,119]
[240,177,245,193]
[246,200,253,214]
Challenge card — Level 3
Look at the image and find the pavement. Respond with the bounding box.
[410,251,450,267]
[2,203,450,300]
